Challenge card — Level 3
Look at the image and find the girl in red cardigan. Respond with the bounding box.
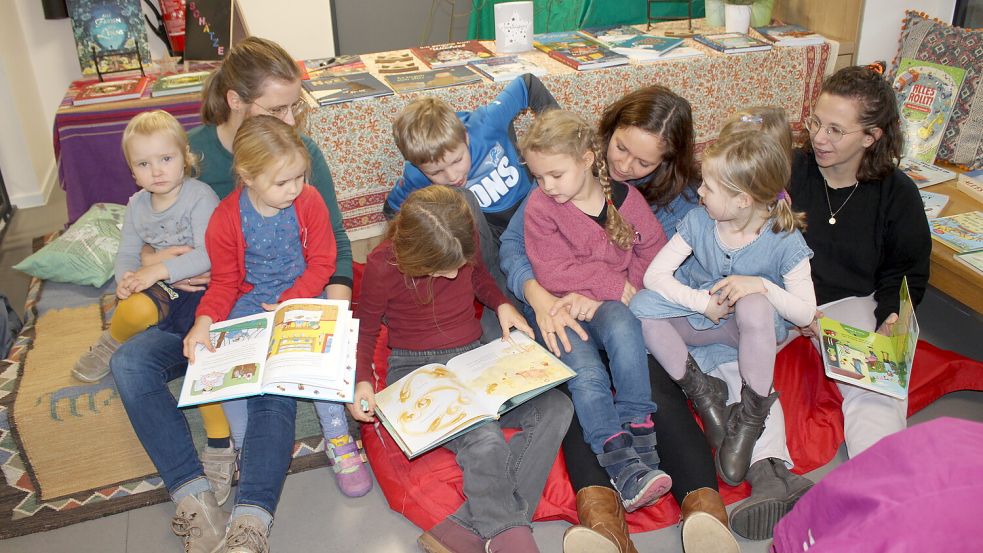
[183,115,369,551]
[520,109,671,513]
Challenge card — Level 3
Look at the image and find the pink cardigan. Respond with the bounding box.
[524,185,667,301]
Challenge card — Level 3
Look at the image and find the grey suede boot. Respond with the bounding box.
[715,385,779,485]
[675,355,729,450]
[729,458,814,540]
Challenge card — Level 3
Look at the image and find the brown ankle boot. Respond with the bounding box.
[562,486,637,553]
[680,487,739,553]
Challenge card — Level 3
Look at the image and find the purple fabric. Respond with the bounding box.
[772,417,983,552]
[54,97,201,223]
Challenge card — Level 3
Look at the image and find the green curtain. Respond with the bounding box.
[468,0,706,40]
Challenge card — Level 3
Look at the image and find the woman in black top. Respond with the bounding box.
[730,65,932,541]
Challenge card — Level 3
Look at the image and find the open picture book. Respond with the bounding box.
[177,299,358,407]
[374,331,576,459]
[818,278,919,399]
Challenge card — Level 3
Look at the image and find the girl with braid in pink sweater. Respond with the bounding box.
[520,109,670,512]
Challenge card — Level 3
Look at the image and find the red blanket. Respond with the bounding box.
[353,265,983,532]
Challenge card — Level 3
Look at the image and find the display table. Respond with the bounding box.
[308,36,835,239]
[923,178,983,315]
[53,86,202,224]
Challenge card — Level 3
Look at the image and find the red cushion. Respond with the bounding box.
[353,263,983,532]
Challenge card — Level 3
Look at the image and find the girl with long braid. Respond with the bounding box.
[520,109,671,512]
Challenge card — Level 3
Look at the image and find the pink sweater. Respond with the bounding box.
[524,185,667,301]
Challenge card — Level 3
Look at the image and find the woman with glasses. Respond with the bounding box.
[726,65,932,542]
[110,37,359,553]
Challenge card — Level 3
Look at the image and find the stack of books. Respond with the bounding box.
[754,24,825,46]
[693,32,773,54]
[532,31,629,70]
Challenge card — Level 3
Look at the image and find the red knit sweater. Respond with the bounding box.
[196,185,337,322]
[354,240,509,384]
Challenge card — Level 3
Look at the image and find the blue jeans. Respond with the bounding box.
[555,301,656,454]
[110,327,296,516]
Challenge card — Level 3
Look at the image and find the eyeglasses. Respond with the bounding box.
[804,115,865,143]
[253,98,308,120]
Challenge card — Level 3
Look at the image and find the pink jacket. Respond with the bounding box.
[524,185,667,301]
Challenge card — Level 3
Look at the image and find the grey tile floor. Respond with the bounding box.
[1,188,981,552]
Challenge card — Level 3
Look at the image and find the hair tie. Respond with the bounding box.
[866,61,886,75]
[777,190,789,202]
[740,114,764,124]
[606,198,614,207]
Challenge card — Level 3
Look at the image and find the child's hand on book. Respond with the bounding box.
[799,310,823,338]
[497,303,534,342]
[183,316,215,363]
[348,382,377,423]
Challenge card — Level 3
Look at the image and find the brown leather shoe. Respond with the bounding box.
[680,487,739,553]
[562,486,637,553]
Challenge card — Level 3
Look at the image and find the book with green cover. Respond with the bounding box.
[893,59,966,164]
[818,278,918,399]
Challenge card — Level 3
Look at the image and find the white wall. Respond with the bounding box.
[856,0,957,65]
[0,0,334,210]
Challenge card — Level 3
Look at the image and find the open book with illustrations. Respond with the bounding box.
[818,278,918,399]
[374,331,576,458]
[177,299,358,407]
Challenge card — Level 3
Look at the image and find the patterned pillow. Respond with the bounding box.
[890,11,983,169]
[13,203,126,287]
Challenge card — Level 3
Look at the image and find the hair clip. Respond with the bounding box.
[740,114,764,124]
[866,61,886,75]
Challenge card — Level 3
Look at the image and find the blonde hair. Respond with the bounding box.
[702,129,805,233]
[392,97,468,166]
[122,110,198,178]
[386,185,476,279]
[200,37,302,126]
[519,109,635,250]
[720,106,793,166]
[232,115,311,187]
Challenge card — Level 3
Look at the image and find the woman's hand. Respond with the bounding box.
[172,272,211,293]
[497,303,535,341]
[525,280,587,356]
[710,275,766,306]
[877,313,899,336]
[621,281,637,305]
[183,316,215,363]
[551,292,602,323]
[348,381,377,423]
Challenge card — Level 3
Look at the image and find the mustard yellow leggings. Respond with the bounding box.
[111,293,230,440]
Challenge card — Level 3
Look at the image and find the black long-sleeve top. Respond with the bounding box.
[788,150,932,327]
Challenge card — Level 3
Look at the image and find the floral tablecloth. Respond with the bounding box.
[307,42,832,240]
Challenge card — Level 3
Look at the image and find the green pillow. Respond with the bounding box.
[14,203,126,287]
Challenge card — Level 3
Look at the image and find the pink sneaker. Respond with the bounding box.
[326,434,372,497]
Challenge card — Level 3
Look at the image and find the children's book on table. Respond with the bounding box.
[302,72,393,106]
[468,56,548,82]
[893,58,966,164]
[899,157,957,188]
[383,66,483,94]
[693,33,773,54]
[753,24,825,46]
[410,40,496,69]
[928,211,983,253]
[957,169,983,204]
[954,250,983,276]
[919,190,950,219]
[532,31,629,70]
[151,71,212,97]
[374,331,576,459]
[818,278,918,400]
[73,76,150,105]
[177,299,359,407]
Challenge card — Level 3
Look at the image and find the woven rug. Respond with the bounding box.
[0,237,346,539]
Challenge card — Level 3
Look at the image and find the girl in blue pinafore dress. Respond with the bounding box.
[629,125,817,486]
